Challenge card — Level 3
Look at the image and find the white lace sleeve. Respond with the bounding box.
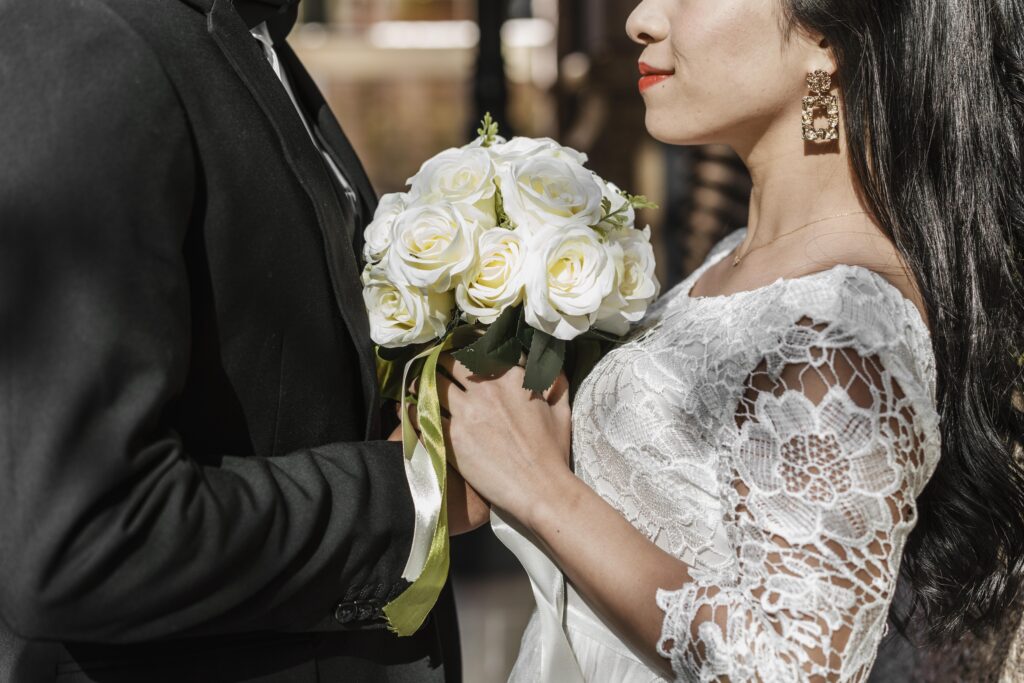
[656,317,935,682]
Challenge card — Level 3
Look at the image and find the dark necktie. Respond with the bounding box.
[234,0,300,41]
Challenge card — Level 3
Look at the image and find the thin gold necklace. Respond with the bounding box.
[732,211,868,267]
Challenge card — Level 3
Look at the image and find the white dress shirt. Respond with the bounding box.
[251,23,439,584]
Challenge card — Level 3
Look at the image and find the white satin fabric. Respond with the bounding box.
[491,511,586,682]
[494,513,670,683]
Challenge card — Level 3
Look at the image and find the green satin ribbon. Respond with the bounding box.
[382,336,454,636]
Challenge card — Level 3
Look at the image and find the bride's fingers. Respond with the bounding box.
[443,353,478,386]
[436,361,466,392]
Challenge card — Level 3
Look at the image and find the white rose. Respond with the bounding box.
[596,180,636,232]
[407,147,498,224]
[595,226,661,335]
[497,156,604,238]
[385,203,480,292]
[456,228,527,324]
[362,266,454,348]
[363,192,408,264]
[524,225,617,341]
[489,136,588,166]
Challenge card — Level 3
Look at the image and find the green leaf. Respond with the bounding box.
[477,112,501,148]
[523,330,566,393]
[624,192,659,211]
[451,305,523,376]
[516,310,534,351]
[494,182,514,229]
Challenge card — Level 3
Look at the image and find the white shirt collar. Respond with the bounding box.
[250,21,274,50]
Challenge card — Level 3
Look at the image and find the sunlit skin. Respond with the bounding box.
[432,0,930,676]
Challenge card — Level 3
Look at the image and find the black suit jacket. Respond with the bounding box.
[0,0,459,680]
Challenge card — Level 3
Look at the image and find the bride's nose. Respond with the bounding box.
[626,0,669,46]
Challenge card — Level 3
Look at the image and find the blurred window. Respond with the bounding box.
[292,0,557,195]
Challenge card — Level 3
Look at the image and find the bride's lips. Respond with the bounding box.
[638,62,675,92]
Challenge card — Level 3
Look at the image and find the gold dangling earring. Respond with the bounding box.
[801,69,840,143]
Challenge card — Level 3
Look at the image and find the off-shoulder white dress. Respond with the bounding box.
[507,227,942,682]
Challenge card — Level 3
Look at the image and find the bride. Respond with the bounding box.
[434,0,1024,680]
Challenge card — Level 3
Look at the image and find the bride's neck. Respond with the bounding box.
[733,118,869,247]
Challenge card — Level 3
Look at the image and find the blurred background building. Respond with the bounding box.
[291,1,752,679]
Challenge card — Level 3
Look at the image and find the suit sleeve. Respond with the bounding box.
[0,2,417,643]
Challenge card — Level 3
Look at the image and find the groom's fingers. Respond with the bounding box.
[401,365,458,424]
[435,373,458,416]
[405,402,451,431]
[407,401,420,433]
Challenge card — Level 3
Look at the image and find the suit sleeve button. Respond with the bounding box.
[334,602,357,624]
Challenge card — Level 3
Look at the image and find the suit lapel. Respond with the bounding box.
[276,44,379,252]
[207,0,381,437]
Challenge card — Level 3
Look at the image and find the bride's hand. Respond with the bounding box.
[429,356,573,528]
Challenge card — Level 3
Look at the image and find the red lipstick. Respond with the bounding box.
[638,62,675,93]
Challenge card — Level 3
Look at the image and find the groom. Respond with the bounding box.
[0,0,481,681]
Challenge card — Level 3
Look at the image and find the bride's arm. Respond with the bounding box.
[438,318,935,681]
[435,362,684,674]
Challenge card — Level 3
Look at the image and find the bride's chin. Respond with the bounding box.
[643,120,710,147]
[641,109,698,145]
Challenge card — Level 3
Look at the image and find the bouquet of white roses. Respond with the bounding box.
[363,115,659,639]
[363,115,660,394]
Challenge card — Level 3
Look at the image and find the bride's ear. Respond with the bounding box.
[806,33,839,78]
[792,22,838,76]
[817,37,839,76]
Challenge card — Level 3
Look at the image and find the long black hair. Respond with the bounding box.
[783,0,1024,642]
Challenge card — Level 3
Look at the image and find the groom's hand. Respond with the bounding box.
[387,423,490,535]
[447,465,491,536]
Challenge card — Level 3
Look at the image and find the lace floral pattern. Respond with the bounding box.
[571,228,941,682]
